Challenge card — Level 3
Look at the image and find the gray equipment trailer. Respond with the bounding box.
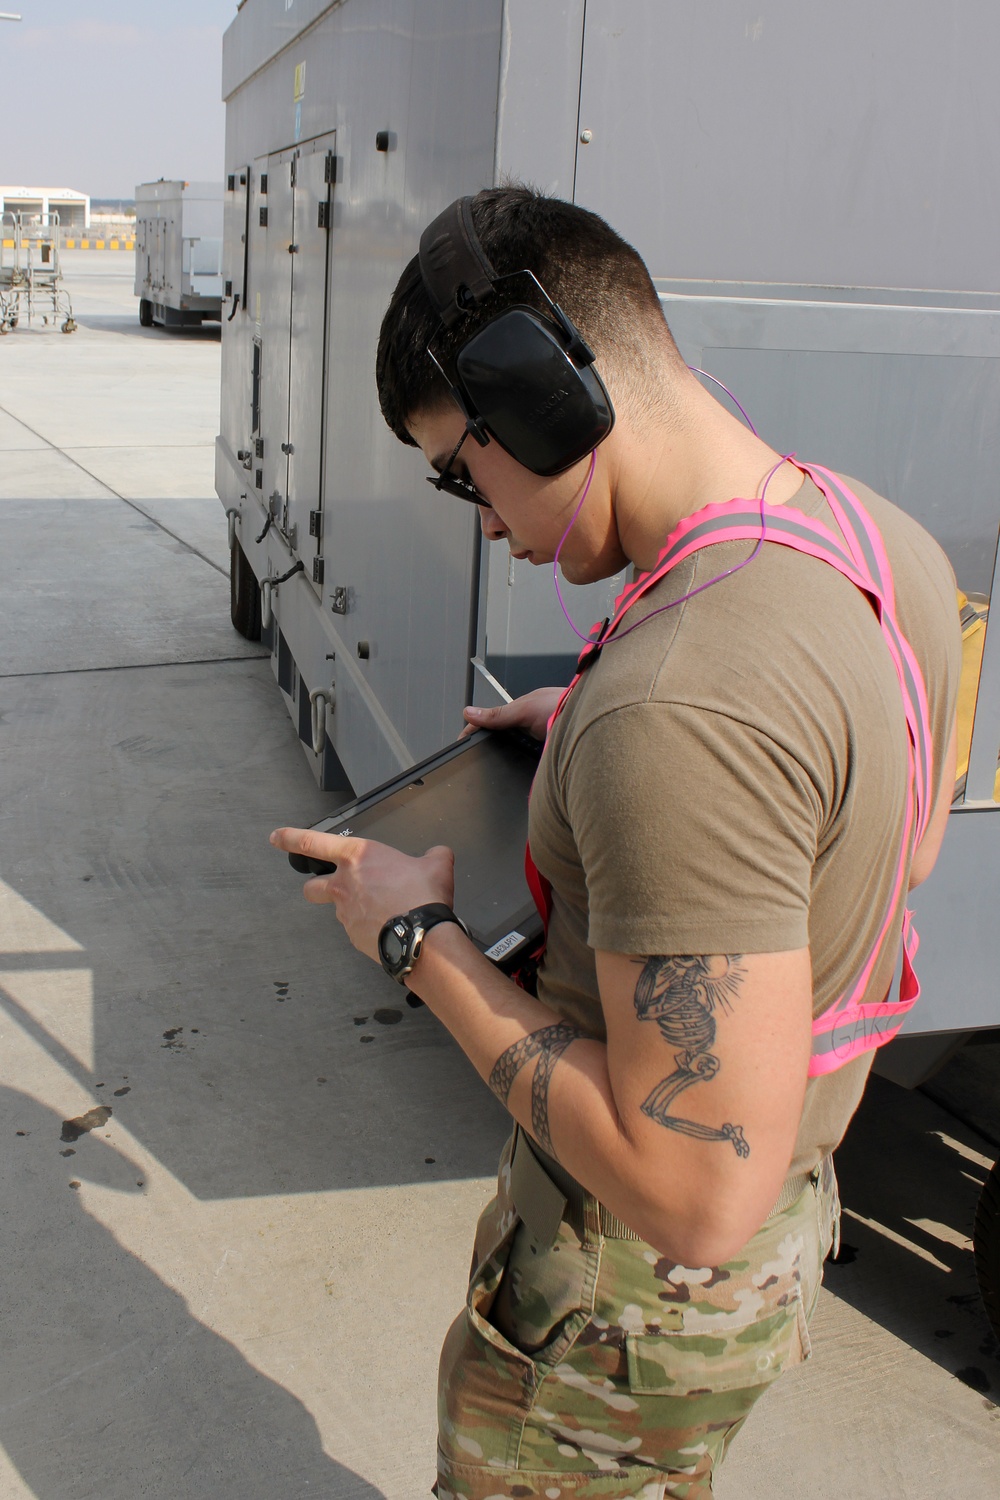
[134,180,224,329]
[217,0,1000,1331]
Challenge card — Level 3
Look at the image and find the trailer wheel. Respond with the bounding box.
[230,538,262,641]
[974,1156,1000,1343]
[138,298,153,328]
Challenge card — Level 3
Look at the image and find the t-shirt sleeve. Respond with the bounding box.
[562,700,822,956]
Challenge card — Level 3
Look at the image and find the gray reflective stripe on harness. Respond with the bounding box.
[810,1005,908,1061]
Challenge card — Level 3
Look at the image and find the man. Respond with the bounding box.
[271,186,960,1498]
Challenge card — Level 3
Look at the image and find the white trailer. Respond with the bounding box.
[217,0,1000,1330]
[134,180,224,330]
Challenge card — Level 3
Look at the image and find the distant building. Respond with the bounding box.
[0,186,90,231]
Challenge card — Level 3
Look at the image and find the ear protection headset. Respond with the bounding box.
[418,197,615,477]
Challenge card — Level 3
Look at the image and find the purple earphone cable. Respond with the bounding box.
[551,371,795,648]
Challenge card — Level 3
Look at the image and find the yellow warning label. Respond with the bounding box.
[294,60,306,101]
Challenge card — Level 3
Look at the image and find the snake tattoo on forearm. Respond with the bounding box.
[488,1022,586,1156]
[486,954,749,1161]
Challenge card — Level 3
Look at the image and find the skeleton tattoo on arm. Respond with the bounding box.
[488,1022,586,1157]
[634,954,750,1158]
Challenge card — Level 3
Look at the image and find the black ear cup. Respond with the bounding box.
[456,308,613,476]
[418,197,616,475]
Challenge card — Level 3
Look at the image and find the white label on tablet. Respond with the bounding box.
[486,931,526,961]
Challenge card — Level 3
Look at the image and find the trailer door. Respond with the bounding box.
[259,134,335,577]
[286,133,336,589]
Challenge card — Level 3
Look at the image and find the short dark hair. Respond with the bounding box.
[375,184,681,447]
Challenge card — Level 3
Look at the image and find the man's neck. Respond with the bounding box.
[609,379,806,573]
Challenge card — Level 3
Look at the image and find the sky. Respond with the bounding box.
[0,1,238,198]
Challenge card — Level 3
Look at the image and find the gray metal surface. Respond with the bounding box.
[659,288,1000,594]
[908,808,1000,1033]
[572,0,1000,293]
[966,531,1000,804]
[219,0,506,794]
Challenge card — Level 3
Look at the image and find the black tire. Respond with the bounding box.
[974,1156,1000,1343]
[138,298,153,327]
[230,538,262,641]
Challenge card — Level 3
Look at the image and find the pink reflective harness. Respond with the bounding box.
[524,463,934,1077]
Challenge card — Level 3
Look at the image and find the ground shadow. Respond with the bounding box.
[0,655,511,1203]
[1,1086,388,1500]
[69,313,221,341]
[827,1073,999,1400]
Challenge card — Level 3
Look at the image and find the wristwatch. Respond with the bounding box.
[377,903,468,984]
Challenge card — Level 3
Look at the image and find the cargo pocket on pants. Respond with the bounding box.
[438,1222,538,1474]
[625,1295,808,1398]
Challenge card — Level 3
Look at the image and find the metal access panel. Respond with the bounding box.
[570,0,1000,294]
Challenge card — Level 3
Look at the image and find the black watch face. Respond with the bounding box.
[379,916,412,976]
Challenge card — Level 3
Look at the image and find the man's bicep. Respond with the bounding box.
[596,946,813,1241]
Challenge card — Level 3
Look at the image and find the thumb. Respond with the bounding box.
[463,702,512,729]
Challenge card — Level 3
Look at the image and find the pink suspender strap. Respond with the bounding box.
[524,465,935,1075]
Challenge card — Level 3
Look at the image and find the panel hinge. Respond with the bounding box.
[309,509,322,537]
[260,173,268,194]
[313,557,325,585]
[227,173,235,192]
[255,437,264,458]
[290,157,297,187]
[255,468,263,490]
[317,200,331,230]
[325,153,338,184]
[259,206,268,228]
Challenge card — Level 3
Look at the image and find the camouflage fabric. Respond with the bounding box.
[436,1140,839,1499]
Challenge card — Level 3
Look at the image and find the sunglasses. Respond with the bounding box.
[425,428,488,507]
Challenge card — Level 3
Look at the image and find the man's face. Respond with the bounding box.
[407,405,627,585]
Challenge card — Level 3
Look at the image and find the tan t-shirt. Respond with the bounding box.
[528,475,961,1178]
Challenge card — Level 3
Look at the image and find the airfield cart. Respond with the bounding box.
[0,212,76,333]
[216,0,1000,1336]
[134,180,224,330]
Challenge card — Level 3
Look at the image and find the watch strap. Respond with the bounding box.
[410,903,465,935]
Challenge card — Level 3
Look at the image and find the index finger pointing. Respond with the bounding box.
[269,826,365,867]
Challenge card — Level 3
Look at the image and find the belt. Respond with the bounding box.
[508,1127,816,1250]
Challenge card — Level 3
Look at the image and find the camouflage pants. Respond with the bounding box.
[436,1137,839,1498]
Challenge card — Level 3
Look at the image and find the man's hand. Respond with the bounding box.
[269,828,455,961]
[461,686,564,742]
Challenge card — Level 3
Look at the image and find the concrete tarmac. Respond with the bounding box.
[0,253,997,1498]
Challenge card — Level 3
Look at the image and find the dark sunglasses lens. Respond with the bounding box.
[425,474,486,506]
